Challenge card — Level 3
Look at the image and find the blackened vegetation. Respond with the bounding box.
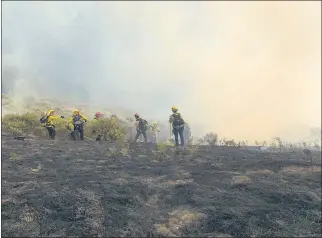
[1,134,321,237]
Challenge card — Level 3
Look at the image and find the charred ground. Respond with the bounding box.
[1,134,321,237]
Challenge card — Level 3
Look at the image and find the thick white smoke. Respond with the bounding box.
[2,1,321,141]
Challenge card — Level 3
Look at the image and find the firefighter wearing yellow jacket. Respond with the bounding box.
[148,121,160,143]
[68,109,88,140]
[40,110,64,140]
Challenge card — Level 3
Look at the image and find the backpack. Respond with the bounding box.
[73,115,82,123]
[172,113,185,126]
[40,115,49,123]
[138,119,148,131]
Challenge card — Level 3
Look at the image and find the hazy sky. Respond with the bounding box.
[2,1,321,141]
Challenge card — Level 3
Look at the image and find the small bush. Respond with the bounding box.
[87,118,126,141]
[186,136,202,158]
[53,118,70,135]
[2,113,39,136]
[203,132,218,146]
[156,141,174,152]
[152,142,174,160]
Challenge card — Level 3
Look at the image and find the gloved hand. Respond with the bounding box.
[61,116,65,118]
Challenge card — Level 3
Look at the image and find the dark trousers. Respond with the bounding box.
[173,126,184,146]
[72,125,84,140]
[134,129,147,142]
[46,126,56,140]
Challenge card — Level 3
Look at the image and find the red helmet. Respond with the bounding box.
[95,112,104,118]
[134,113,140,117]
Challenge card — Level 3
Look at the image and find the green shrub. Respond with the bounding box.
[87,118,126,141]
[2,113,39,136]
[53,118,70,136]
[156,142,169,152]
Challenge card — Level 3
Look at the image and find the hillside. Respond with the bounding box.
[1,134,321,237]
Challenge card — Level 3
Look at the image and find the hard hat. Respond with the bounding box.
[74,109,79,114]
[152,121,158,125]
[171,106,178,111]
[95,112,103,118]
[134,113,140,117]
[48,109,55,114]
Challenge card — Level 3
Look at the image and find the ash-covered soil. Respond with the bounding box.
[1,135,321,237]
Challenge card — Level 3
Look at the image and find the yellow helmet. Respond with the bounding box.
[152,121,158,125]
[73,109,79,114]
[48,109,55,115]
[171,106,178,112]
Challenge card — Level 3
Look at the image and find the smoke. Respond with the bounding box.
[2,1,321,141]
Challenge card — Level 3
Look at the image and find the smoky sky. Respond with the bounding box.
[2,1,321,141]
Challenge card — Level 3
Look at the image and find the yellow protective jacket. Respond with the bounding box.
[45,115,62,127]
[66,119,73,129]
[149,124,160,133]
[91,117,102,126]
[91,117,102,134]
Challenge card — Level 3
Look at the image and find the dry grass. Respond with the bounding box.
[231,175,251,186]
[281,166,321,174]
[246,169,275,175]
[155,208,205,236]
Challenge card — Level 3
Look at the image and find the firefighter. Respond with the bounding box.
[40,109,64,140]
[149,121,160,143]
[169,106,185,146]
[133,113,148,143]
[93,112,104,141]
[68,109,88,140]
[94,112,104,120]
